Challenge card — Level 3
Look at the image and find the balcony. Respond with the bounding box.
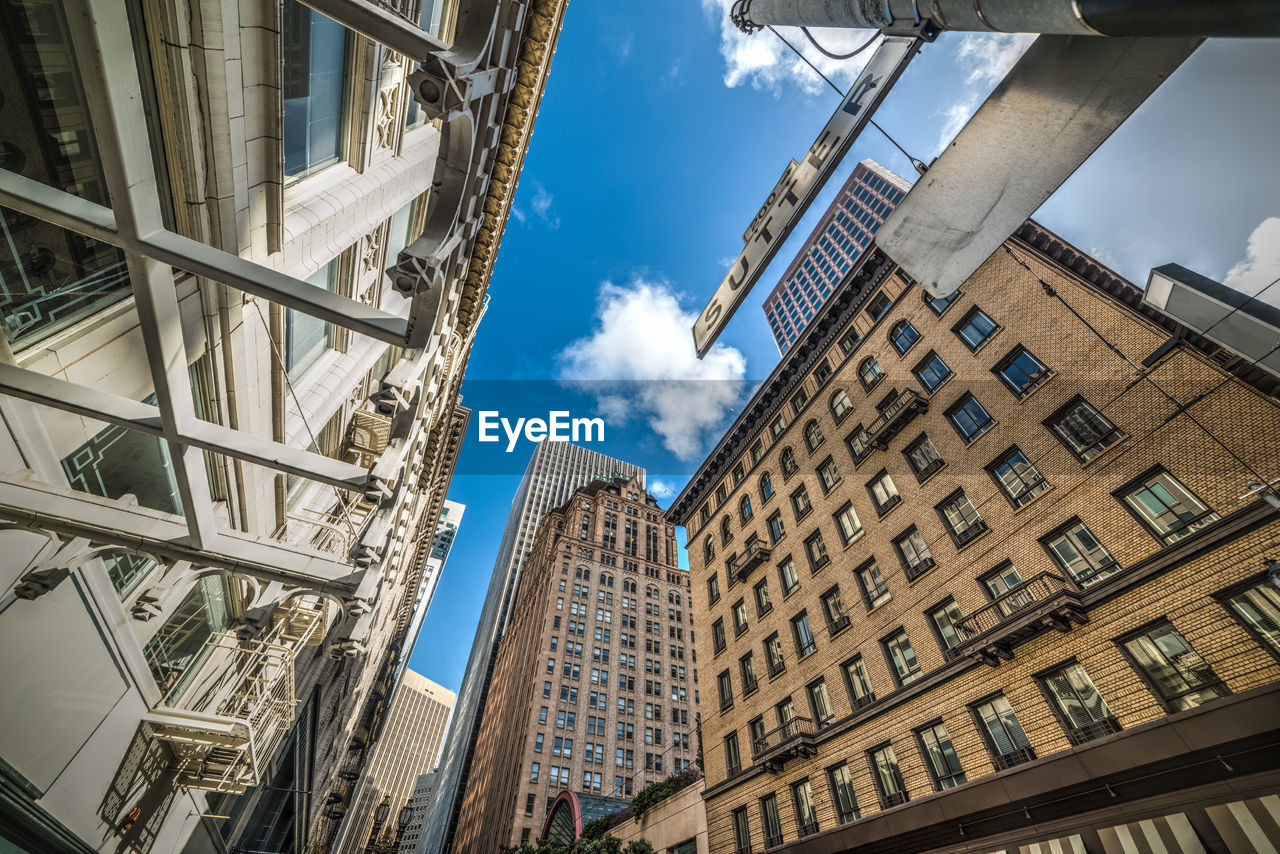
[992,746,1037,770]
[1067,716,1123,745]
[731,539,772,583]
[142,630,297,793]
[752,717,818,773]
[954,572,1087,667]
[879,791,909,809]
[866,390,929,451]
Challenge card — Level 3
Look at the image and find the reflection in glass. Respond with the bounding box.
[283,0,348,178]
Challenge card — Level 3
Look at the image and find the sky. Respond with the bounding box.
[407,4,1280,693]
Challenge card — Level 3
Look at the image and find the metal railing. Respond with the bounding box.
[731,539,772,581]
[866,389,928,450]
[992,746,1037,770]
[956,571,1072,640]
[751,716,817,758]
[1067,716,1123,745]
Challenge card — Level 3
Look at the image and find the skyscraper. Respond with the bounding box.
[453,475,698,851]
[399,500,467,680]
[419,442,645,853]
[332,671,456,854]
[398,772,439,854]
[762,159,911,353]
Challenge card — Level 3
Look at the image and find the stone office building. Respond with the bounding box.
[0,0,563,851]
[668,221,1280,854]
[454,475,699,852]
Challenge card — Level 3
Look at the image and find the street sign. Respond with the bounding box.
[692,35,921,358]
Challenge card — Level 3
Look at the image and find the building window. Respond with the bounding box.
[869,743,909,808]
[1120,469,1219,544]
[793,778,820,837]
[947,394,994,443]
[828,762,861,824]
[904,433,944,481]
[867,470,900,515]
[883,629,922,686]
[285,257,338,379]
[1121,622,1229,711]
[791,485,812,519]
[917,721,966,790]
[1042,662,1120,743]
[732,598,749,636]
[739,495,753,524]
[530,762,540,781]
[840,327,863,354]
[781,447,798,477]
[759,794,783,848]
[859,356,886,390]
[982,562,1028,615]
[855,559,891,610]
[792,387,810,414]
[819,586,849,637]
[778,557,800,596]
[765,633,785,677]
[830,389,854,422]
[995,346,1051,397]
[707,573,720,605]
[759,472,774,502]
[733,462,746,485]
[804,420,825,452]
[283,0,350,178]
[929,599,966,657]
[754,578,772,617]
[767,511,786,543]
[937,489,987,546]
[142,576,234,692]
[793,612,817,657]
[1047,396,1122,462]
[925,289,960,315]
[1043,520,1119,587]
[1222,579,1280,656]
[988,447,1050,508]
[953,306,1000,350]
[740,653,758,695]
[704,536,715,565]
[866,291,892,322]
[720,517,732,546]
[846,424,871,463]
[894,527,934,580]
[751,439,765,463]
[973,694,1036,768]
[732,806,752,854]
[804,531,830,572]
[817,456,841,493]
[912,351,952,393]
[842,655,875,708]
[725,731,742,775]
[889,320,920,355]
[814,358,834,384]
[717,670,733,710]
[712,619,726,654]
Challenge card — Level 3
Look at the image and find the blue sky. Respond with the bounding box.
[407,4,1280,693]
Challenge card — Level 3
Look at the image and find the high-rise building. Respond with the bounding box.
[419,441,646,853]
[670,222,1280,854]
[762,160,911,354]
[454,475,699,851]
[0,0,565,851]
[399,772,439,854]
[332,671,455,854]
[399,500,467,680]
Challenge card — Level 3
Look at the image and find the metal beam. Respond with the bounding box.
[875,35,1200,298]
[730,0,1279,37]
[0,479,363,592]
[296,0,448,60]
[0,169,411,346]
[0,364,372,492]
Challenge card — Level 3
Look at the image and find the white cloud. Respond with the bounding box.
[557,277,748,461]
[1224,216,1280,308]
[510,206,527,225]
[648,477,686,499]
[525,182,559,229]
[700,0,877,95]
[933,32,1034,152]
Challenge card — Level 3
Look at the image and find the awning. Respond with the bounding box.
[1019,834,1088,854]
[1098,813,1206,854]
[1205,795,1280,852]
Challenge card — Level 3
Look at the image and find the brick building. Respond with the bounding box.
[455,475,700,851]
[668,221,1280,854]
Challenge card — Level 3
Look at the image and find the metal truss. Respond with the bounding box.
[0,0,529,616]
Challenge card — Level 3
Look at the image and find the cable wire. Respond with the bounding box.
[800,26,879,60]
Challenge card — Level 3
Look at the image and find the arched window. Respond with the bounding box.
[830,389,853,422]
[740,495,754,524]
[804,420,825,452]
[721,516,732,545]
[759,472,774,502]
[704,536,714,563]
[781,447,797,476]
[859,356,885,389]
[890,320,920,355]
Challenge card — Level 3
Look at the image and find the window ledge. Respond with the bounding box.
[960,421,999,450]
[1010,484,1055,514]
[1013,371,1057,404]
[921,372,956,399]
[1079,433,1129,469]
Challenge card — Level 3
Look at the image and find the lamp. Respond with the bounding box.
[365,798,392,854]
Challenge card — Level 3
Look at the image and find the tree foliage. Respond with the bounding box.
[499,832,654,854]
